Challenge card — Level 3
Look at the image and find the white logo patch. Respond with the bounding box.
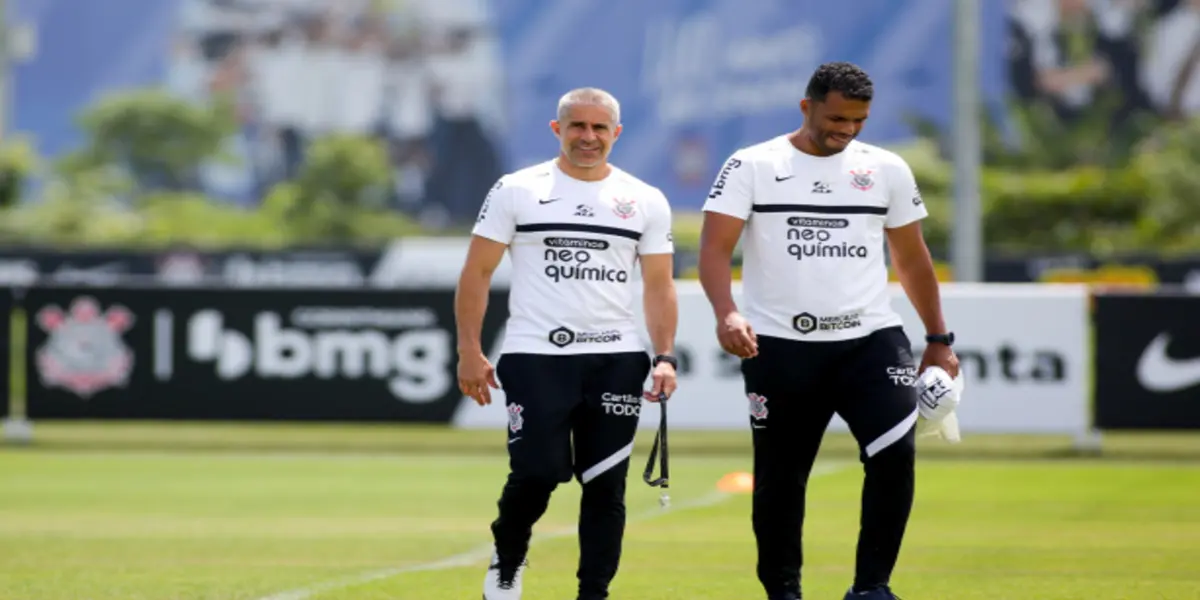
[748,393,769,420]
[507,404,524,433]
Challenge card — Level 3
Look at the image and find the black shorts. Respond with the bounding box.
[496,351,651,485]
[741,326,920,459]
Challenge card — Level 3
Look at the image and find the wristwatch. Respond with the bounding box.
[925,332,955,346]
[652,354,679,369]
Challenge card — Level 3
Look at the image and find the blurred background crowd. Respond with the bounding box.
[166,0,505,225]
[1008,0,1200,126]
[0,0,1197,287]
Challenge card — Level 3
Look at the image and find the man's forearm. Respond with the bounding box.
[699,245,738,319]
[643,283,678,356]
[455,272,492,354]
[896,255,947,335]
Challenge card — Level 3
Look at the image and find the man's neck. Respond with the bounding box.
[788,128,823,157]
[787,128,843,158]
[556,156,612,182]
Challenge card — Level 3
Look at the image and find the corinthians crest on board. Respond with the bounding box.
[35,296,135,398]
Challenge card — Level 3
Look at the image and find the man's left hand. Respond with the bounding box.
[645,362,677,402]
[920,342,960,379]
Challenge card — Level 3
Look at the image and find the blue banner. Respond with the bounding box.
[495,0,1010,209]
[12,0,179,159]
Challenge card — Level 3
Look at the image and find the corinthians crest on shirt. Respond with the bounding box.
[612,197,637,220]
[35,296,135,399]
[849,169,874,191]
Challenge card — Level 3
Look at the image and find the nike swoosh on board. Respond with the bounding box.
[1135,332,1200,393]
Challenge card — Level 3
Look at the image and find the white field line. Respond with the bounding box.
[255,462,849,600]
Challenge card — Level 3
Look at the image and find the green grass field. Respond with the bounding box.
[2,422,1199,600]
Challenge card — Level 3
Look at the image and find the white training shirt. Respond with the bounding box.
[702,136,927,342]
[472,160,674,355]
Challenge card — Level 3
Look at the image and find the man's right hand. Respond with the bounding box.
[717,312,758,358]
[457,350,499,406]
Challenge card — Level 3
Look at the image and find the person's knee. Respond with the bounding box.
[509,466,569,494]
[507,449,571,494]
[497,472,559,517]
[511,446,574,487]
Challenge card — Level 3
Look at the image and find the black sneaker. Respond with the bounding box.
[844,585,901,599]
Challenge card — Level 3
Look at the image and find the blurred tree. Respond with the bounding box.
[4,89,425,248]
[261,134,400,244]
[1132,117,1200,252]
[906,94,1161,171]
[0,135,38,208]
[888,137,1148,257]
[892,99,1200,256]
[985,96,1160,170]
[136,192,289,249]
[57,88,238,194]
[0,168,138,246]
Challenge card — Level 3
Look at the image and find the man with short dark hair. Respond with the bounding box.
[698,62,960,600]
[455,87,679,600]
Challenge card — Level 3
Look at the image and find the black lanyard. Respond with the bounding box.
[642,394,670,507]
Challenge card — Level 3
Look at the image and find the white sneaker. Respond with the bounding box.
[482,551,527,599]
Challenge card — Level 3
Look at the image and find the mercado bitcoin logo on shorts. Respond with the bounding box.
[793,311,862,335]
[548,326,622,348]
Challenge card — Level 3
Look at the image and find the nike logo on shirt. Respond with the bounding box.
[539,198,562,204]
[1136,333,1200,393]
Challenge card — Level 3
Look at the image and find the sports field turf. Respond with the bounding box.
[2,422,1199,599]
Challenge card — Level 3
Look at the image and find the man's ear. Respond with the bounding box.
[549,120,561,138]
